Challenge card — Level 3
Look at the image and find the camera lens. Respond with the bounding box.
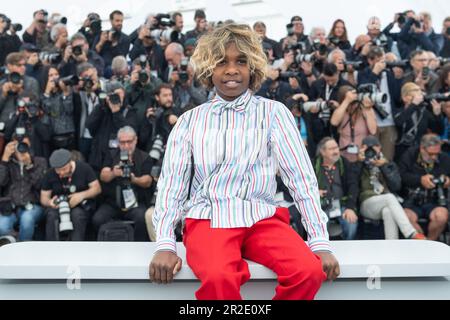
[16,142,29,154]
[9,72,22,85]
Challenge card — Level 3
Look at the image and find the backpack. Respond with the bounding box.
[97,221,135,241]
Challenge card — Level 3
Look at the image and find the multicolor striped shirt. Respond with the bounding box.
[153,89,331,254]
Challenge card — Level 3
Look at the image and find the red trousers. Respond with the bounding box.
[183,207,327,300]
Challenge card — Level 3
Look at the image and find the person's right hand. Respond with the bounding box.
[149,251,182,284]
[267,68,280,81]
[130,70,139,85]
[138,26,151,41]
[63,45,72,63]
[45,79,56,96]
[112,165,124,178]
[49,195,59,209]
[1,141,17,162]
[421,174,436,190]
[146,107,156,118]
[170,71,180,84]
[372,60,386,75]
[99,31,109,44]
[344,90,358,104]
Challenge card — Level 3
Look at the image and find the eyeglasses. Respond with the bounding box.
[119,139,135,145]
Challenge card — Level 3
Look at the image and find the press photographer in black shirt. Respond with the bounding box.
[94,126,152,241]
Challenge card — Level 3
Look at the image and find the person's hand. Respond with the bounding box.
[1,141,17,162]
[149,251,183,284]
[99,31,109,45]
[68,193,84,209]
[430,99,442,116]
[315,251,340,281]
[371,156,387,167]
[167,114,178,126]
[361,96,374,109]
[358,145,367,162]
[319,190,327,198]
[130,70,140,85]
[15,150,32,166]
[372,60,386,75]
[170,71,180,85]
[328,100,340,110]
[421,174,436,190]
[146,107,156,119]
[292,93,309,102]
[344,90,358,104]
[75,49,88,63]
[267,68,280,81]
[45,79,57,96]
[112,165,124,178]
[361,42,372,56]
[343,209,358,224]
[138,26,151,41]
[49,195,59,209]
[108,97,121,113]
[444,176,450,189]
[300,61,313,75]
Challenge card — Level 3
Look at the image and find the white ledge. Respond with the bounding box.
[0,240,450,280]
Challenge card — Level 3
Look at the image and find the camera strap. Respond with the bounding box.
[398,108,424,145]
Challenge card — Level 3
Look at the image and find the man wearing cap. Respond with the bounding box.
[354,135,426,240]
[23,9,51,50]
[85,80,138,172]
[40,148,101,241]
[280,16,311,53]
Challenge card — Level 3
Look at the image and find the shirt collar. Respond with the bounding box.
[210,89,253,115]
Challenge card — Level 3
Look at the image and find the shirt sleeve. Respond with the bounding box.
[153,112,193,254]
[270,101,332,253]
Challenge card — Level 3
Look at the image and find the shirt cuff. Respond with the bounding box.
[308,238,333,254]
[155,237,177,254]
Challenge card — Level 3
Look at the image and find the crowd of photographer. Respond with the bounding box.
[0,7,449,246]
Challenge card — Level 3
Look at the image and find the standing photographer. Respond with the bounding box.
[93,126,152,241]
[0,134,47,241]
[41,66,76,151]
[41,149,101,241]
[78,13,103,49]
[358,46,402,161]
[355,136,426,240]
[94,10,130,73]
[0,13,22,66]
[399,134,450,241]
[85,81,138,172]
[403,50,439,94]
[394,82,443,160]
[22,9,51,50]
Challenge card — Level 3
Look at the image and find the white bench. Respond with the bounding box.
[0,240,450,300]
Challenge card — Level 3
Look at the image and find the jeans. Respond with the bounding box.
[338,216,358,240]
[0,205,44,241]
[45,207,91,241]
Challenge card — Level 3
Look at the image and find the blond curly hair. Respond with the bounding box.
[190,23,268,91]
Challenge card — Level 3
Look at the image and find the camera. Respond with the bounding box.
[410,187,427,207]
[279,71,301,80]
[149,134,165,161]
[287,41,307,52]
[312,39,328,56]
[321,196,333,212]
[371,34,389,49]
[72,45,83,57]
[58,75,79,87]
[119,150,132,179]
[8,72,22,85]
[81,76,94,91]
[55,194,73,234]
[425,93,450,103]
[302,101,332,113]
[357,84,389,119]
[137,55,149,85]
[438,57,450,67]
[39,52,63,65]
[363,146,380,166]
[344,61,365,72]
[0,14,22,33]
[87,13,102,34]
[412,19,422,29]
[14,127,29,154]
[286,23,294,37]
[109,28,121,42]
[36,9,48,24]
[328,36,341,47]
[386,60,409,69]
[178,57,189,84]
[108,93,121,105]
[17,99,40,117]
[422,66,430,80]
[295,53,315,64]
[431,175,447,207]
[154,13,175,28]
[397,12,407,25]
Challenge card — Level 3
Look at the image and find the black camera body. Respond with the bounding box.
[178,57,189,84]
[153,13,175,29]
[363,146,380,167]
[72,45,83,57]
[431,175,447,207]
[9,72,22,85]
[58,75,79,87]
[371,34,389,49]
[312,39,328,56]
[108,93,121,105]
[357,84,389,119]
[137,55,149,85]
[386,60,409,69]
[344,61,365,72]
[39,52,63,65]
[81,76,94,91]
[425,93,450,103]
[119,150,132,180]
[17,99,39,118]
[14,127,29,154]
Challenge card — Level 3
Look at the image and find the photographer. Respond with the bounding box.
[253,21,282,60]
[126,56,163,128]
[355,135,426,240]
[85,81,138,172]
[399,134,450,241]
[41,66,76,151]
[0,13,22,66]
[78,13,103,49]
[0,52,40,125]
[330,86,377,162]
[366,17,393,53]
[23,9,51,50]
[41,149,101,241]
[44,23,67,53]
[398,12,442,59]
[441,17,450,58]
[0,134,47,241]
[73,62,103,160]
[394,82,443,160]
[308,63,352,144]
[328,49,357,87]
[358,46,402,161]
[185,9,207,42]
[59,33,105,78]
[21,43,44,83]
[313,137,359,240]
[128,23,166,78]
[327,19,351,51]
[279,16,311,53]
[256,67,299,105]
[94,126,152,241]
[94,10,131,72]
[139,83,179,152]
[403,50,439,94]
[110,55,130,83]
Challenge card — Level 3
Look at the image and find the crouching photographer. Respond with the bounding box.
[94,126,152,241]
[0,132,47,241]
[356,136,426,240]
[399,134,450,241]
[40,149,101,241]
[313,137,359,240]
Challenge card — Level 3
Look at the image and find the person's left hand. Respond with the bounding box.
[371,156,387,167]
[315,251,340,281]
[68,193,84,208]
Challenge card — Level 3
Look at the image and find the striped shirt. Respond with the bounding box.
[153,89,331,254]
